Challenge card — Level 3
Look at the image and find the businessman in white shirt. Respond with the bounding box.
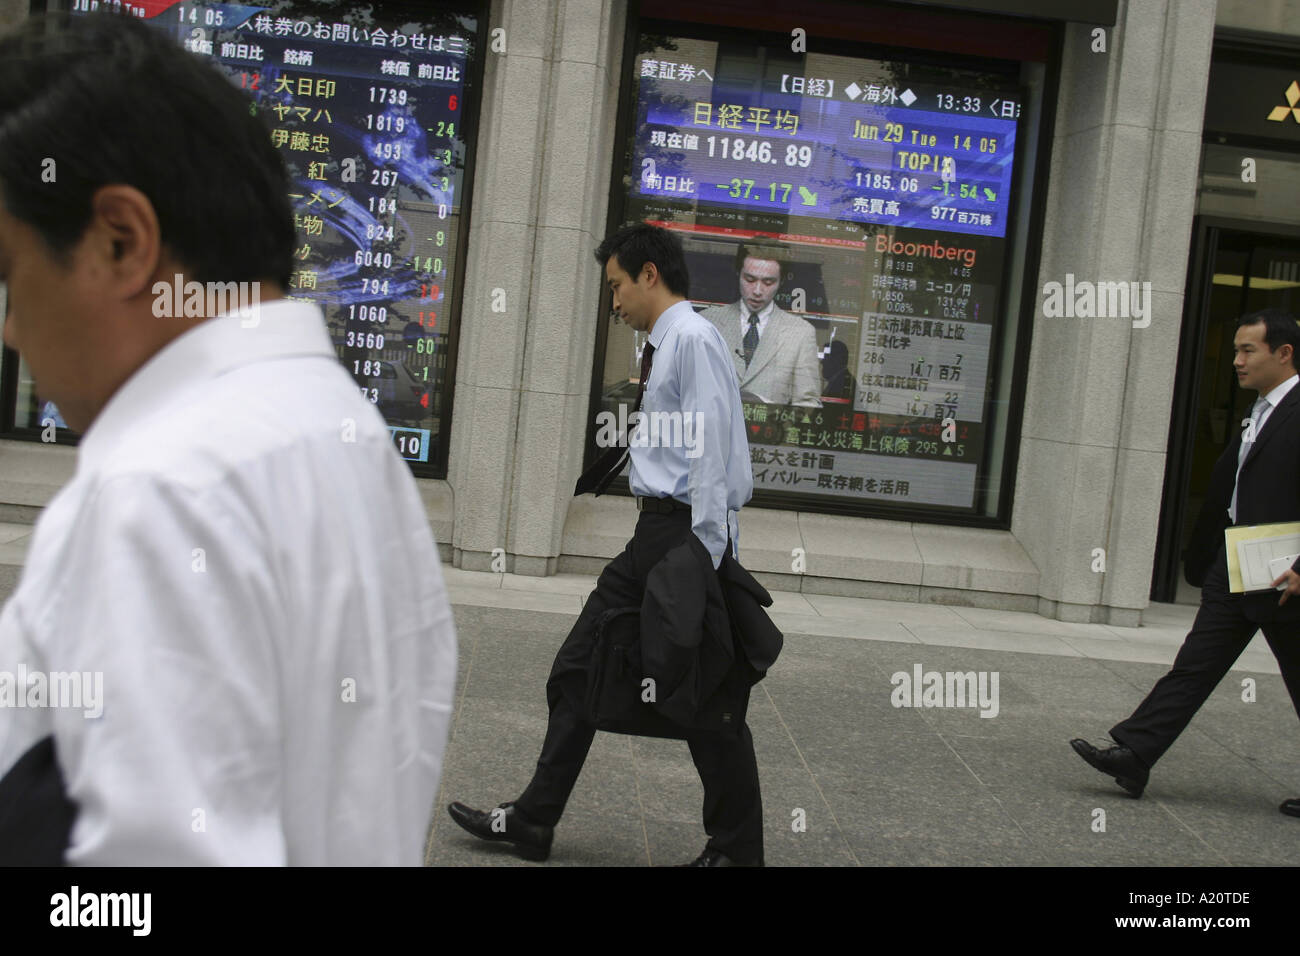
[0,10,456,864]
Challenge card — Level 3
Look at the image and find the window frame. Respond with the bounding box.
[585,0,1064,529]
[0,0,491,482]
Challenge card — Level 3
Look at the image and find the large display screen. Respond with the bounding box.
[600,30,1028,514]
[54,0,482,472]
[635,71,1018,238]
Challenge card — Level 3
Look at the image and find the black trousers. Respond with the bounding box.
[1111,545,1300,768]
[514,509,764,863]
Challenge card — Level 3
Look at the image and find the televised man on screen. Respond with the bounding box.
[701,246,823,407]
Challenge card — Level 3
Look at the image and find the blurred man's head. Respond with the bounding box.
[1234,309,1300,396]
[594,223,689,333]
[0,11,295,431]
[735,245,783,315]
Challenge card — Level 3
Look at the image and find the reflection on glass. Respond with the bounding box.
[601,30,1035,515]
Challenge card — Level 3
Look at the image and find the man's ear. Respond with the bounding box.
[641,261,660,288]
[86,185,162,300]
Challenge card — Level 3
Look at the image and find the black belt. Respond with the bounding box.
[636,495,690,514]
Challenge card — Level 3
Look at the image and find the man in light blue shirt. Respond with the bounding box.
[627,286,753,569]
[448,224,764,866]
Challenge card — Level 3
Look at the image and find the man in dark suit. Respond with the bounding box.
[1071,309,1300,818]
[447,224,763,865]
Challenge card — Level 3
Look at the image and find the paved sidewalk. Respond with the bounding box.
[427,568,1300,866]
[3,522,1293,865]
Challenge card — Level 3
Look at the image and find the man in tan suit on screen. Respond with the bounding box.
[701,246,823,407]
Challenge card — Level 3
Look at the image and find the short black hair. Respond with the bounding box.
[1238,308,1300,364]
[594,223,689,298]
[735,243,784,277]
[0,10,294,288]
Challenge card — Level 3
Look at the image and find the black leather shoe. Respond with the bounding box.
[676,847,763,867]
[1280,798,1300,818]
[447,801,553,861]
[1070,738,1149,797]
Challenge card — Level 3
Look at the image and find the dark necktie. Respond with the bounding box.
[743,312,760,367]
[574,342,655,496]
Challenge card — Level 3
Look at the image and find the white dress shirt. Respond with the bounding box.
[0,298,456,865]
[628,300,753,568]
[1229,373,1299,523]
[739,300,774,343]
[1250,373,1297,439]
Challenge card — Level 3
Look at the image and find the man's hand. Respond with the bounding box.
[1272,568,1300,605]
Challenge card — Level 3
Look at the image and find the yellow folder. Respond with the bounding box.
[1225,522,1300,593]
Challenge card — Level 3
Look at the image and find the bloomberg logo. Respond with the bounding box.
[875,234,977,269]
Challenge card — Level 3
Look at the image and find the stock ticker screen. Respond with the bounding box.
[622,32,1027,512]
[64,0,482,471]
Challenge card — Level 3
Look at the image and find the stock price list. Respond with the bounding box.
[150,0,479,466]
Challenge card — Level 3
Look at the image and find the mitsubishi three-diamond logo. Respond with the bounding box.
[1267,81,1300,123]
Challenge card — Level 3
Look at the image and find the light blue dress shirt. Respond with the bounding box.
[628,300,754,568]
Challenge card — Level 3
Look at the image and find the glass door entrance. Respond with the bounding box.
[1153,226,1300,603]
